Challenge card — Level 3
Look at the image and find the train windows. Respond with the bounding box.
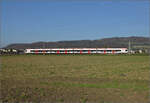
[91,50,96,52]
[60,50,65,53]
[45,50,49,52]
[31,50,35,52]
[82,50,88,53]
[97,50,104,52]
[91,50,96,53]
[115,50,121,52]
[38,50,42,52]
[68,50,73,53]
[74,50,80,53]
[106,50,112,52]
[51,50,57,53]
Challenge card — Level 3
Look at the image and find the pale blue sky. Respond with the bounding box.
[1,0,150,46]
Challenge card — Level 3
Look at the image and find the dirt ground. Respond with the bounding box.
[1,55,150,103]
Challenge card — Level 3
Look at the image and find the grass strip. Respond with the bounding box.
[40,81,149,91]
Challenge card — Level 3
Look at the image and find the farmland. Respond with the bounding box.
[0,54,150,103]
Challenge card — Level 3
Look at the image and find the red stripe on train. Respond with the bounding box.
[112,50,115,54]
[104,50,106,54]
[57,50,60,54]
[88,50,91,54]
[35,50,38,54]
[80,50,82,54]
[43,50,46,54]
[65,50,67,54]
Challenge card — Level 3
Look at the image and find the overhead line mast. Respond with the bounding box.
[128,40,131,54]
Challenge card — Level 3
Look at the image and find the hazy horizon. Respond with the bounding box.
[3,36,150,48]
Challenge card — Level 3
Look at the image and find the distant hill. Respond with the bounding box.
[4,36,150,49]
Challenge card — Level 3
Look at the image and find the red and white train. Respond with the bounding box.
[25,48,128,54]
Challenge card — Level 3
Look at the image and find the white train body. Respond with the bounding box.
[25,48,128,54]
